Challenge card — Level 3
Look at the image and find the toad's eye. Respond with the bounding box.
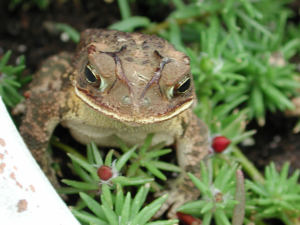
[166,76,191,99]
[174,77,191,95]
[84,64,108,91]
[85,65,97,83]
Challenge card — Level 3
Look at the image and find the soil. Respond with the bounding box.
[0,1,299,225]
[245,113,300,173]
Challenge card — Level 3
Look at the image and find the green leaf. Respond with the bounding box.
[280,38,300,59]
[68,153,96,175]
[127,162,140,177]
[245,180,267,197]
[115,146,136,171]
[72,160,94,183]
[237,10,272,38]
[120,192,131,225]
[72,209,107,225]
[117,0,131,19]
[279,162,289,184]
[79,192,106,220]
[131,184,150,220]
[214,209,231,225]
[250,85,265,125]
[104,150,114,166]
[131,194,168,225]
[112,176,154,186]
[6,65,25,75]
[216,164,237,189]
[149,142,167,151]
[109,16,151,32]
[57,187,81,195]
[61,179,98,190]
[0,50,12,68]
[35,0,49,9]
[143,161,167,180]
[90,142,103,166]
[202,211,213,225]
[147,220,179,225]
[214,95,248,118]
[178,200,207,215]
[201,201,214,214]
[87,143,94,164]
[115,184,124,216]
[169,19,184,51]
[151,161,181,172]
[200,161,210,186]
[170,5,202,19]
[207,16,219,56]
[102,184,113,209]
[55,23,80,43]
[145,149,172,158]
[102,204,118,225]
[261,82,294,110]
[188,173,210,195]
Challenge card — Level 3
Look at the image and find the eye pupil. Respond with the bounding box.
[85,66,97,83]
[176,78,191,93]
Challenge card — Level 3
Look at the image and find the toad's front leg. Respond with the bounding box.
[158,110,210,218]
[19,53,72,187]
[20,91,63,187]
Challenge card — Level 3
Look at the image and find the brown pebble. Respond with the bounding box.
[0,138,6,147]
[29,184,36,192]
[17,199,28,213]
[0,162,6,173]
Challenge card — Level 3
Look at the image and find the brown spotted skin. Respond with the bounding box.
[19,52,73,186]
[18,29,210,218]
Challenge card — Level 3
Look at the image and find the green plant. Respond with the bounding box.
[56,141,179,224]
[246,162,300,224]
[178,161,245,225]
[172,0,299,126]
[56,133,182,194]
[58,142,154,194]
[73,183,178,225]
[117,134,181,182]
[0,50,30,107]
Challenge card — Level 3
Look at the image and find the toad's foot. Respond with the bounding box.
[155,176,199,219]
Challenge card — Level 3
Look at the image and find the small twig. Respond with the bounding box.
[232,146,265,184]
[232,169,245,225]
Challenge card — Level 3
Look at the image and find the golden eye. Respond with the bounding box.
[166,76,191,99]
[84,65,97,83]
[174,77,191,95]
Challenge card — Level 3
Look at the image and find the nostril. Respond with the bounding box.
[142,97,150,106]
[122,95,131,105]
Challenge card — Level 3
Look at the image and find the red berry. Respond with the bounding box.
[176,212,202,225]
[97,165,113,181]
[212,136,231,153]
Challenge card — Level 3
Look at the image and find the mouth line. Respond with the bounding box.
[75,86,193,124]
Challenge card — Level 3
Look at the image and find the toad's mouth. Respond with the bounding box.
[75,86,194,124]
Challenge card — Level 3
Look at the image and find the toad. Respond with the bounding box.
[19,29,209,217]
